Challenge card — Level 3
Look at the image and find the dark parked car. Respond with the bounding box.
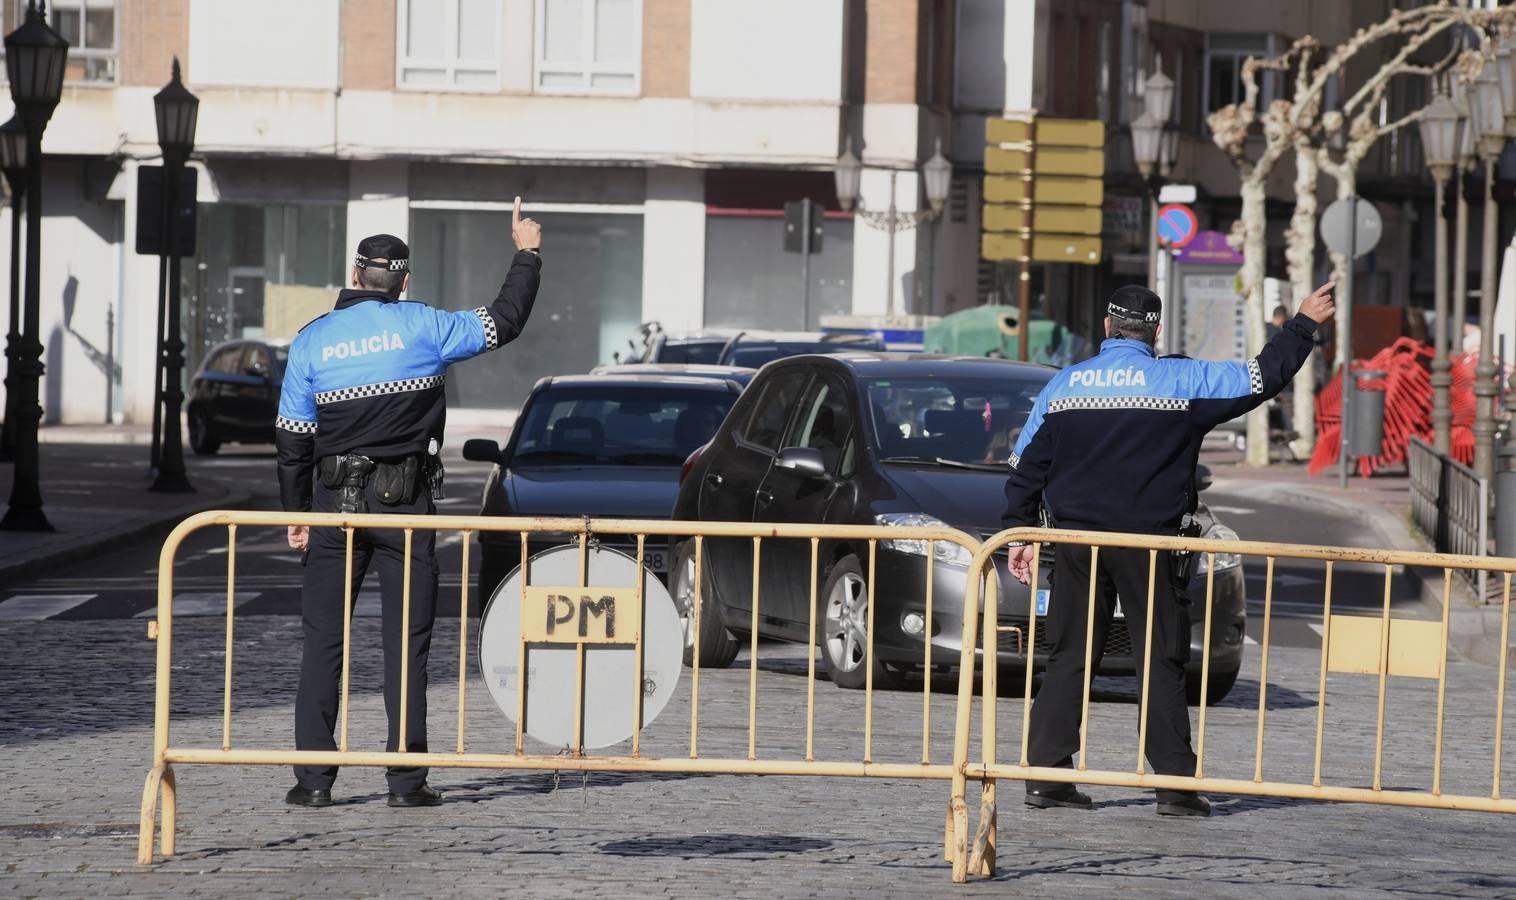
[187,339,288,455]
[463,373,743,604]
[632,325,886,367]
[671,353,1246,703]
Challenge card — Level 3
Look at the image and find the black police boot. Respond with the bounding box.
[387,784,443,808]
[285,785,334,808]
[1156,791,1211,817]
[1025,784,1093,810]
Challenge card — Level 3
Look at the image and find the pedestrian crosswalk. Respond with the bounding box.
[1,589,395,621]
[0,595,98,621]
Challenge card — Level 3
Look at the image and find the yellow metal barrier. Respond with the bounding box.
[136,510,983,869]
[947,527,1516,883]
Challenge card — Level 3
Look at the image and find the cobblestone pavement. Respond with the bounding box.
[2,608,1514,899]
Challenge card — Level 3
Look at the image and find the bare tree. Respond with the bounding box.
[1208,4,1511,465]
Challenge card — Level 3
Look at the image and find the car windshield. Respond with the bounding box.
[863,374,1049,468]
[509,386,734,467]
[658,341,724,364]
[725,341,881,368]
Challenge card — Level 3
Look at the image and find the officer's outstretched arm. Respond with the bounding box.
[274,337,318,512]
[1186,314,1320,427]
[433,250,542,364]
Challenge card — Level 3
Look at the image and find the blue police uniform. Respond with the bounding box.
[275,245,540,801]
[1004,290,1318,811]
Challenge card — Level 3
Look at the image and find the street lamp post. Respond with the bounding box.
[149,58,198,494]
[1419,87,1462,456]
[1470,61,1508,490]
[1452,78,1477,434]
[0,1,67,533]
[0,115,27,462]
[834,137,951,319]
[1132,60,1178,347]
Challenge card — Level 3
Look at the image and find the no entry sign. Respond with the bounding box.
[1156,203,1198,249]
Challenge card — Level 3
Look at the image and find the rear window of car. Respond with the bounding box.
[509,386,735,467]
[658,341,724,365]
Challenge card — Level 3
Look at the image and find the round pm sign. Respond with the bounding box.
[1156,203,1198,249]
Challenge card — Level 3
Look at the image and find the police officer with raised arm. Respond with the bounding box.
[1002,281,1335,817]
[276,198,543,809]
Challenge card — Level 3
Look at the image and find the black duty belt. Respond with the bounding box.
[317,452,442,514]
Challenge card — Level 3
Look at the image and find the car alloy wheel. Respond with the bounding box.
[823,570,869,674]
[675,551,697,650]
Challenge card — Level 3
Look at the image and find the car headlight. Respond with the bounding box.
[1195,523,1242,575]
[874,513,972,565]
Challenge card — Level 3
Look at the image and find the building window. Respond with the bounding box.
[1204,33,1288,117]
[25,0,116,83]
[396,0,501,89]
[535,0,641,94]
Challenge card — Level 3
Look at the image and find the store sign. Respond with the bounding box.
[1175,230,1244,266]
[1102,196,1143,237]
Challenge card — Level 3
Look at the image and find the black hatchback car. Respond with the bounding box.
[671,353,1246,703]
[187,339,288,455]
[463,372,744,605]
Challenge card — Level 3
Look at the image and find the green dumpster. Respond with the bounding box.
[922,306,1089,367]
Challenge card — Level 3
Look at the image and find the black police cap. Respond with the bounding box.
[355,234,410,272]
[1107,285,1162,324]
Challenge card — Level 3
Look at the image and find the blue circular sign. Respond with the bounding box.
[1156,203,1198,249]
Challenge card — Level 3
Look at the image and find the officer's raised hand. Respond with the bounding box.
[1300,281,1336,323]
[512,196,542,252]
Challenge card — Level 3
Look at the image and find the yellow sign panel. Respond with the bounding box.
[984,175,1029,204]
[1326,615,1445,679]
[1031,234,1102,265]
[982,203,1032,233]
[981,232,1028,262]
[985,146,1030,174]
[520,585,642,644]
[1035,118,1106,148]
[986,118,1032,145]
[1035,176,1104,206]
[1035,146,1105,177]
[1033,206,1103,236]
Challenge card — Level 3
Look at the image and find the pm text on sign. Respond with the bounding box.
[521,585,643,644]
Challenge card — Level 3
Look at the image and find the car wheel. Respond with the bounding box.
[1186,666,1239,706]
[188,410,220,456]
[674,540,739,668]
[818,554,904,691]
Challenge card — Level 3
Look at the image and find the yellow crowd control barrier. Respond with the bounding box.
[946,528,1516,883]
[137,510,983,869]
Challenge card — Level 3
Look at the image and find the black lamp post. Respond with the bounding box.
[1,0,66,532]
[0,114,28,462]
[148,57,197,494]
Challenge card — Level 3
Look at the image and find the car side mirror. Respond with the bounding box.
[776,446,827,478]
[462,438,502,463]
[1194,463,1213,493]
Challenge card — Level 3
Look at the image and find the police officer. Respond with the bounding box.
[1003,281,1335,817]
[276,198,543,808]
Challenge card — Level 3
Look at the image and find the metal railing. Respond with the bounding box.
[136,510,983,867]
[947,527,1516,882]
[1409,436,1488,598]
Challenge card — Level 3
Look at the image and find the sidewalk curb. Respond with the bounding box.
[0,480,254,585]
[1211,475,1515,669]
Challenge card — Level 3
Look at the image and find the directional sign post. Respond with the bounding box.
[981,115,1106,360]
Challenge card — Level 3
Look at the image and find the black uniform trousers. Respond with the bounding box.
[295,479,437,794]
[1026,542,1197,800]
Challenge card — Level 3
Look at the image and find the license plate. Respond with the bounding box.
[643,549,668,573]
[1035,589,1050,617]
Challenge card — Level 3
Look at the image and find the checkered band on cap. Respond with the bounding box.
[354,255,410,272]
[315,374,445,405]
[275,416,317,434]
[1107,303,1162,324]
[473,308,499,351]
[1047,395,1189,414]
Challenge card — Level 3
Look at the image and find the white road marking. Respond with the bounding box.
[135,592,261,617]
[1243,572,1322,588]
[1307,622,1325,637]
[355,591,383,617]
[1244,635,1258,646]
[0,594,97,621]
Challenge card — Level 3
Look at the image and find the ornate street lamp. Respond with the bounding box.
[0,114,27,462]
[1471,60,1509,489]
[149,58,199,494]
[833,136,951,317]
[1420,87,1462,456]
[1,0,67,533]
[1130,109,1163,179]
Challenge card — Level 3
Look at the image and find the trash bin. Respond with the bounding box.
[1498,448,1516,558]
[1347,371,1387,458]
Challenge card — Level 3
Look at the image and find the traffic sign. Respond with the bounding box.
[1320,197,1382,259]
[1156,203,1198,249]
[1158,183,1197,204]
